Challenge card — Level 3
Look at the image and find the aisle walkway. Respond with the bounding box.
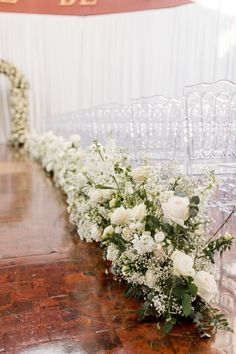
[0,145,235,354]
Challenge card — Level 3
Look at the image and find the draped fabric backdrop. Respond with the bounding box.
[1,1,236,142]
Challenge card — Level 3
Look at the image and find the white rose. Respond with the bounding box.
[91,224,102,242]
[130,166,149,182]
[162,195,189,227]
[111,206,131,225]
[171,250,195,277]
[122,227,133,241]
[194,271,218,303]
[154,231,165,243]
[131,203,147,222]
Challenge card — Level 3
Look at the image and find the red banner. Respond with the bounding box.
[0,0,191,16]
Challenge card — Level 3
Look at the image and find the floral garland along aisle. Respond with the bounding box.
[0,59,29,147]
[25,131,235,337]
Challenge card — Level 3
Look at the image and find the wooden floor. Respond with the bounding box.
[0,145,235,354]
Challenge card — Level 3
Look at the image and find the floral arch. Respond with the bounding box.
[0,59,29,147]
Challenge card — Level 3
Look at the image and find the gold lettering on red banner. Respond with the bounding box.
[80,0,98,5]
[59,0,76,5]
[0,0,18,3]
[59,0,98,5]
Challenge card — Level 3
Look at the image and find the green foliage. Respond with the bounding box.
[203,236,233,263]
[137,300,152,321]
[103,233,128,253]
[162,317,177,334]
[193,305,233,337]
[182,293,192,317]
[146,215,160,231]
[124,283,148,300]
[95,184,115,190]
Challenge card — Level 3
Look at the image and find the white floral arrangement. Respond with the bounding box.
[26,131,235,337]
[0,59,29,146]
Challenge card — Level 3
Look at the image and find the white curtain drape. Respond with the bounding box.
[1,2,236,142]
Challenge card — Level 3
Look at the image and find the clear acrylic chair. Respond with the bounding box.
[184,80,236,176]
[131,95,183,166]
[183,80,236,212]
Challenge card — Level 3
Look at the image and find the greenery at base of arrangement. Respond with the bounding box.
[125,276,233,337]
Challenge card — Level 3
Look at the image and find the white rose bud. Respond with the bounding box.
[171,250,195,277]
[103,225,114,237]
[89,189,103,204]
[111,206,131,225]
[194,271,218,303]
[115,226,122,234]
[154,231,165,243]
[101,189,114,200]
[131,203,147,222]
[162,195,189,227]
[109,198,116,208]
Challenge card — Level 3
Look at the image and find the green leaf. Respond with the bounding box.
[162,223,174,235]
[188,282,198,296]
[189,207,198,217]
[174,191,186,197]
[172,284,186,298]
[137,300,151,321]
[147,216,160,230]
[109,233,127,252]
[162,317,177,334]
[182,293,192,317]
[95,184,115,190]
[191,196,200,205]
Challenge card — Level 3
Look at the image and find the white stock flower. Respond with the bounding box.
[162,195,190,227]
[111,206,131,225]
[130,166,149,182]
[131,203,147,222]
[171,250,195,277]
[132,233,155,255]
[91,224,102,242]
[106,244,119,262]
[70,134,81,147]
[194,271,218,303]
[154,231,165,243]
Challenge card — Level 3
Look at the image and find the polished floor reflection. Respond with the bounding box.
[0,145,235,353]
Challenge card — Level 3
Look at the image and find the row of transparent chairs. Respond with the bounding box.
[45,80,236,179]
